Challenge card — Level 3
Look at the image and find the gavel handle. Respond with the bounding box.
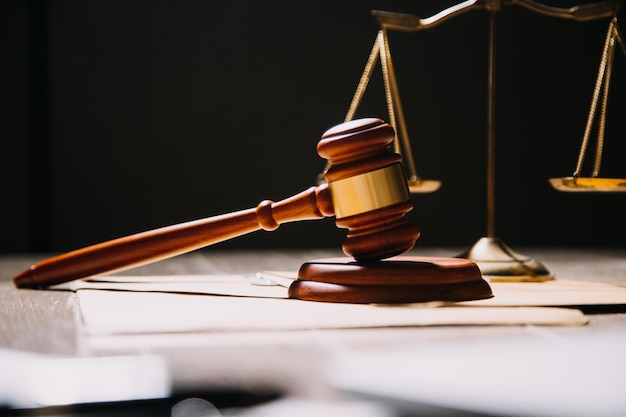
[14,185,334,288]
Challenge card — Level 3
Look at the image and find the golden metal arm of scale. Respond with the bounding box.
[372,0,622,32]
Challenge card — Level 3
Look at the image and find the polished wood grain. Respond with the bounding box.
[14,118,423,289]
[288,279,493,304]
[298,256,487,285]
[13,185,334,288]
[291,256,493,303]
[318,118,420,262]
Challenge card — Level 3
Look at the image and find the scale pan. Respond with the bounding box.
[549,177,626,193]
[408,179,441,194]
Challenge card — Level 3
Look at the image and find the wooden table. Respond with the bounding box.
[1,247,625,415]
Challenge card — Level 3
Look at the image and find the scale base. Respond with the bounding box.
[288,256,493,304]
[459,237,554,282]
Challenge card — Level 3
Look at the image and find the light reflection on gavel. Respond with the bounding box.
[14,118,421,289]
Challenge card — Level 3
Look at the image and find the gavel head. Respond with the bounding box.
[318,118,420,262]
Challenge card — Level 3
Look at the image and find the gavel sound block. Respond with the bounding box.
[289,118,491,303]
[13,118,491,304]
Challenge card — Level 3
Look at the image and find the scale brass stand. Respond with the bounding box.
[358,0,622,282]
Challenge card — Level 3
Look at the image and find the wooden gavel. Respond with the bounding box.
[14,118,421,289]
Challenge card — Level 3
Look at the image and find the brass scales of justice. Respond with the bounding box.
[336,0,625,282]
[11,1,624,305]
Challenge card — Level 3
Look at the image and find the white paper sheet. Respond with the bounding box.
[54,273,288,298]
[463,279,626,307]
[56,271,626,307]
[54,271,626,335]
[76,289,588,336]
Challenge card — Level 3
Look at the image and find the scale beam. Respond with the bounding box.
[509,0,621,21]
[372,0,622,32]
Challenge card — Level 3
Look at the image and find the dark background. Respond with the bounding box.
[2,0,625,255]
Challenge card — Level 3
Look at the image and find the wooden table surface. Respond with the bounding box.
[1,247,625,414]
